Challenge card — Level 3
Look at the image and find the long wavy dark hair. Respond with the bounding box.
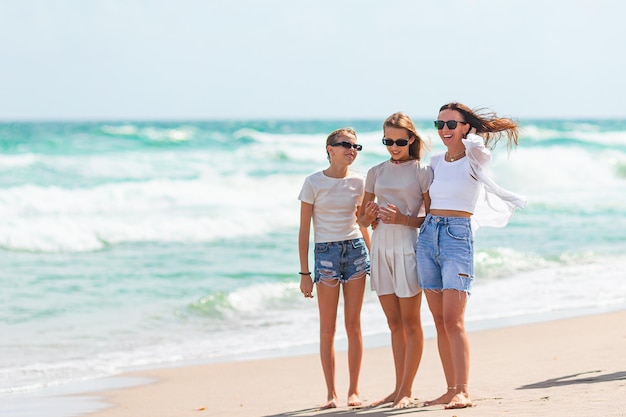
[439,102,519,149]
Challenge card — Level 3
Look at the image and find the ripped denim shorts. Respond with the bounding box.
[314,238,370,285]
[416,214,474,294]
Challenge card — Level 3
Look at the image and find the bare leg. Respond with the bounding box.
[442,289,471,409]
[369,294,404,407]
[392,293,424,408]
[342,274,366,407]
[423,289,472,407]
[316,280,341,408]
[423,290,455,406]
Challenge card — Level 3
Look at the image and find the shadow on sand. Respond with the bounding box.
[517,370,626,390]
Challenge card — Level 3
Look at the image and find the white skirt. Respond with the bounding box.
[369,222,420,297]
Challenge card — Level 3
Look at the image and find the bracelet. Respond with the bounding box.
[299,272,311,275]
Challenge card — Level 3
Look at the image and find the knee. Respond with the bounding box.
[344,318,361,336]
[320,325,336,341]
[443,316,464,335]
[431,314,446,331]
[345,327,362,341]
[404,319,423,337]
[386,316,403,332]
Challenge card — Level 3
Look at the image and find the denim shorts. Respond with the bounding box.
[314,238,370,284]
[416,214,474,294]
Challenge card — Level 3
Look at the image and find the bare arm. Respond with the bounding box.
[357,206,371,251]
[358,192,378,227]
[416,191,431,227]
[298,202,314,298]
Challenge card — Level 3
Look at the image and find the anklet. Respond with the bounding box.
[447,387,455,390]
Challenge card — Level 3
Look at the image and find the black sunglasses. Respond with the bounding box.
[330,141,363,151]
[382,138,409,147]
[434,120,468,130]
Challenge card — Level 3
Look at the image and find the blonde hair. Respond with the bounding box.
[383,112,429,161]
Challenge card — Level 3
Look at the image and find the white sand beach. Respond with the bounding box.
[81,309,626,417]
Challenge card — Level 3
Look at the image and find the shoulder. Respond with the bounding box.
[414,160,433,172]
[369,160,388,170]
[303,170,325,185]
[366,160,389,175]
[347,169,365,180]
[305,170,323,179]
[430,153,445,169]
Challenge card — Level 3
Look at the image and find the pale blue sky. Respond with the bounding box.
[1,0,624,120]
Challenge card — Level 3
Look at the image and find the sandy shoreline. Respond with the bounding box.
[74,309,626,417]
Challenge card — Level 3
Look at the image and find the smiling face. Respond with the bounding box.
[437,109,471,148]
[327,133,359,165]
[383,126,414,161]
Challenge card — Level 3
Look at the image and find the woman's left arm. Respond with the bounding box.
[357,206,372,251]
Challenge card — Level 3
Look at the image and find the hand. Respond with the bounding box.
[365,201,379,219]
[378,203,400,224]
[300,275,314,298]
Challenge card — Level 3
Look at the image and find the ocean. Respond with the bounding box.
[1,119,625,404]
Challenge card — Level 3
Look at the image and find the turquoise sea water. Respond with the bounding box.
[1,119,625,401]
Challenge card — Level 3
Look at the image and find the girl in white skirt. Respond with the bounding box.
[358,112,433,408]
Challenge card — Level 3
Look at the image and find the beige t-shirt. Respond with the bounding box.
[365,160,433,216]
[298,170,365,243]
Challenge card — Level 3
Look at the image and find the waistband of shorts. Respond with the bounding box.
[319,237,365,245]
[425,213,471,225]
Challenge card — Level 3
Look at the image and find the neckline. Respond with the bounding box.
[322,168,349,179]
[389,157,415,165]
[445,150,465,162]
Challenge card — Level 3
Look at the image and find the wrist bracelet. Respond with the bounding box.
[299,272,311,275]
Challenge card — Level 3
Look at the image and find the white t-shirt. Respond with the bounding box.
[298,170,365,243]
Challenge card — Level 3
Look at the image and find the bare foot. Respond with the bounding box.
[347,394,362,407]
[319,398,338,410]
[369,392,396,407]
[445,392,472,409]
[423,388,455,407]
[392,396,413,409]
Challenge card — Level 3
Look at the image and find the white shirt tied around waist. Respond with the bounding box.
[430,133,528,232]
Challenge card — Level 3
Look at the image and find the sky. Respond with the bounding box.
[1,0,625,121]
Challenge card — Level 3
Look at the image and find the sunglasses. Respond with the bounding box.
[434,120,469,130]
[382,138,409,147]
[330,141,363,151]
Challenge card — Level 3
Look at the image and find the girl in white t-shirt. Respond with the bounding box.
[298,128,371,410]
[358,112,433,408]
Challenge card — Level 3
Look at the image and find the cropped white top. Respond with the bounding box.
[429,155,480,213]
[429,133,528,231]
